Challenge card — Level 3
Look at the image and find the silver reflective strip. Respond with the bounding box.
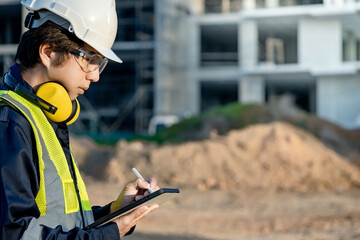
[83,210,95,227]
[20,218,43,240]
[38,211,78,231]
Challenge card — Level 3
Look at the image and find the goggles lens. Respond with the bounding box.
[71,49,108,74]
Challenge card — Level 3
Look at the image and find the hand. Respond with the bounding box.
[110,178,159,213]
[114,204,159,238]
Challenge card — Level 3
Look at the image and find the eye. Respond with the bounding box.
[90,55,103,65]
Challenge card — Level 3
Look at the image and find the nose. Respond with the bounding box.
[86,69,100,82]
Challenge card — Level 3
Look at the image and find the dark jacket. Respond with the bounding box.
[0,64,122,240]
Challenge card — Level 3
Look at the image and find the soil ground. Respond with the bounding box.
[73,121,360,240]
[86,182,360,240]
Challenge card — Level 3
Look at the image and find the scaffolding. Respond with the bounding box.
[0,1,155,135]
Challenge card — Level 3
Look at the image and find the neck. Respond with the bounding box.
[21,64,48,91]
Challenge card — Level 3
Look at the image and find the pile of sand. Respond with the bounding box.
[70,135,115,180]
[73,122,360,192]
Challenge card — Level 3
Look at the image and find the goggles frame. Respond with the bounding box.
[71,49,108,74]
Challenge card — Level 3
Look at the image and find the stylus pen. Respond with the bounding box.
[132,168,154,193]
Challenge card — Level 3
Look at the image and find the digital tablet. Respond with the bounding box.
[83,188,180,230]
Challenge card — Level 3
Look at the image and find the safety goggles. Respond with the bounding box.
[71,49,108,74]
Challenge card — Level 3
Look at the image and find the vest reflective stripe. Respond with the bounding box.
[0,91,94,232]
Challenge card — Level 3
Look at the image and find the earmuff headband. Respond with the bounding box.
[4,72,58,114]
[14,84,58,114]
[4,71,79,125]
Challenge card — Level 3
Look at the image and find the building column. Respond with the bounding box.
[317,75,360,129]
[243,0,256,9]
[265,0,279,8]
[187,16,200,115]
[155,0,196,116]
[299,18,342,67]
[239,20,258,68]
[239,76,265,104]
[239,18,263,105]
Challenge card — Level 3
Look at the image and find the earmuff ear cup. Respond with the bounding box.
[66,99,80,125]
[36,82,79,124]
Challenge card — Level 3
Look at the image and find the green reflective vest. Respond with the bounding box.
[0,90,94,236]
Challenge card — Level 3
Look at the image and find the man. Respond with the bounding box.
[0,0,159,239]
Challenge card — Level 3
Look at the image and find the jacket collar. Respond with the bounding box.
[3,64,34,93]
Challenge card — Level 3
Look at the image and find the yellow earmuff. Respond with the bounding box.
[36,82,80,125]
[4,71,79,125]
[66,99,80,125]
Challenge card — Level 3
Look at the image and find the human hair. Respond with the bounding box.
[15,21,84,69]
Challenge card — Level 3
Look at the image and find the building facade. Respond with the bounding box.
[155,0,360,129]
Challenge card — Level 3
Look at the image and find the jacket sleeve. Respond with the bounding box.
[92,204,112,220]
[0,106,121,240]
[92,204,135,236]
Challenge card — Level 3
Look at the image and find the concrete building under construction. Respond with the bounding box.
[1,0,360,135]
[155,0,360,130]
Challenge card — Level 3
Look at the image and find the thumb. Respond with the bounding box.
[126,206,149,223]
[132,204,159,220]
[114,204,159,237]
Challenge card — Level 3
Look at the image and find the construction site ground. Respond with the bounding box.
[72,120,360,240]
[86,184,360,240]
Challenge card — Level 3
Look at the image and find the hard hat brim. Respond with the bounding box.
[98,48,123,63]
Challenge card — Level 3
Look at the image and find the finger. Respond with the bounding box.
[135,195,144,201]
[136,178,151,190]
[144,187,160,197]
[124,178,140,192]
[140,204,159,216]
[134,205,149,219]
[115,204,159,232]
[144,188,157,197]
[114,206,149,237]
[144,178,160,194]
[130,204,158,222]
[147,204,159,212]
[147,177,157,187]
[116,206,148,227]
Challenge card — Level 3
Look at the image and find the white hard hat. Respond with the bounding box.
[21,0,122,63]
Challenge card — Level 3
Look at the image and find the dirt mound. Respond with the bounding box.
[91,122,360,192]
[152,97,360,167]
[70,135,115,180]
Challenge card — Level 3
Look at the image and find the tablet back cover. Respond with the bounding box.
[84,188,179,230]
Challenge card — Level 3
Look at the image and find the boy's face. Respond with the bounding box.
[46,45,101,100]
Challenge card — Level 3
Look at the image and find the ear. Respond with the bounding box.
[39,43,53,68]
